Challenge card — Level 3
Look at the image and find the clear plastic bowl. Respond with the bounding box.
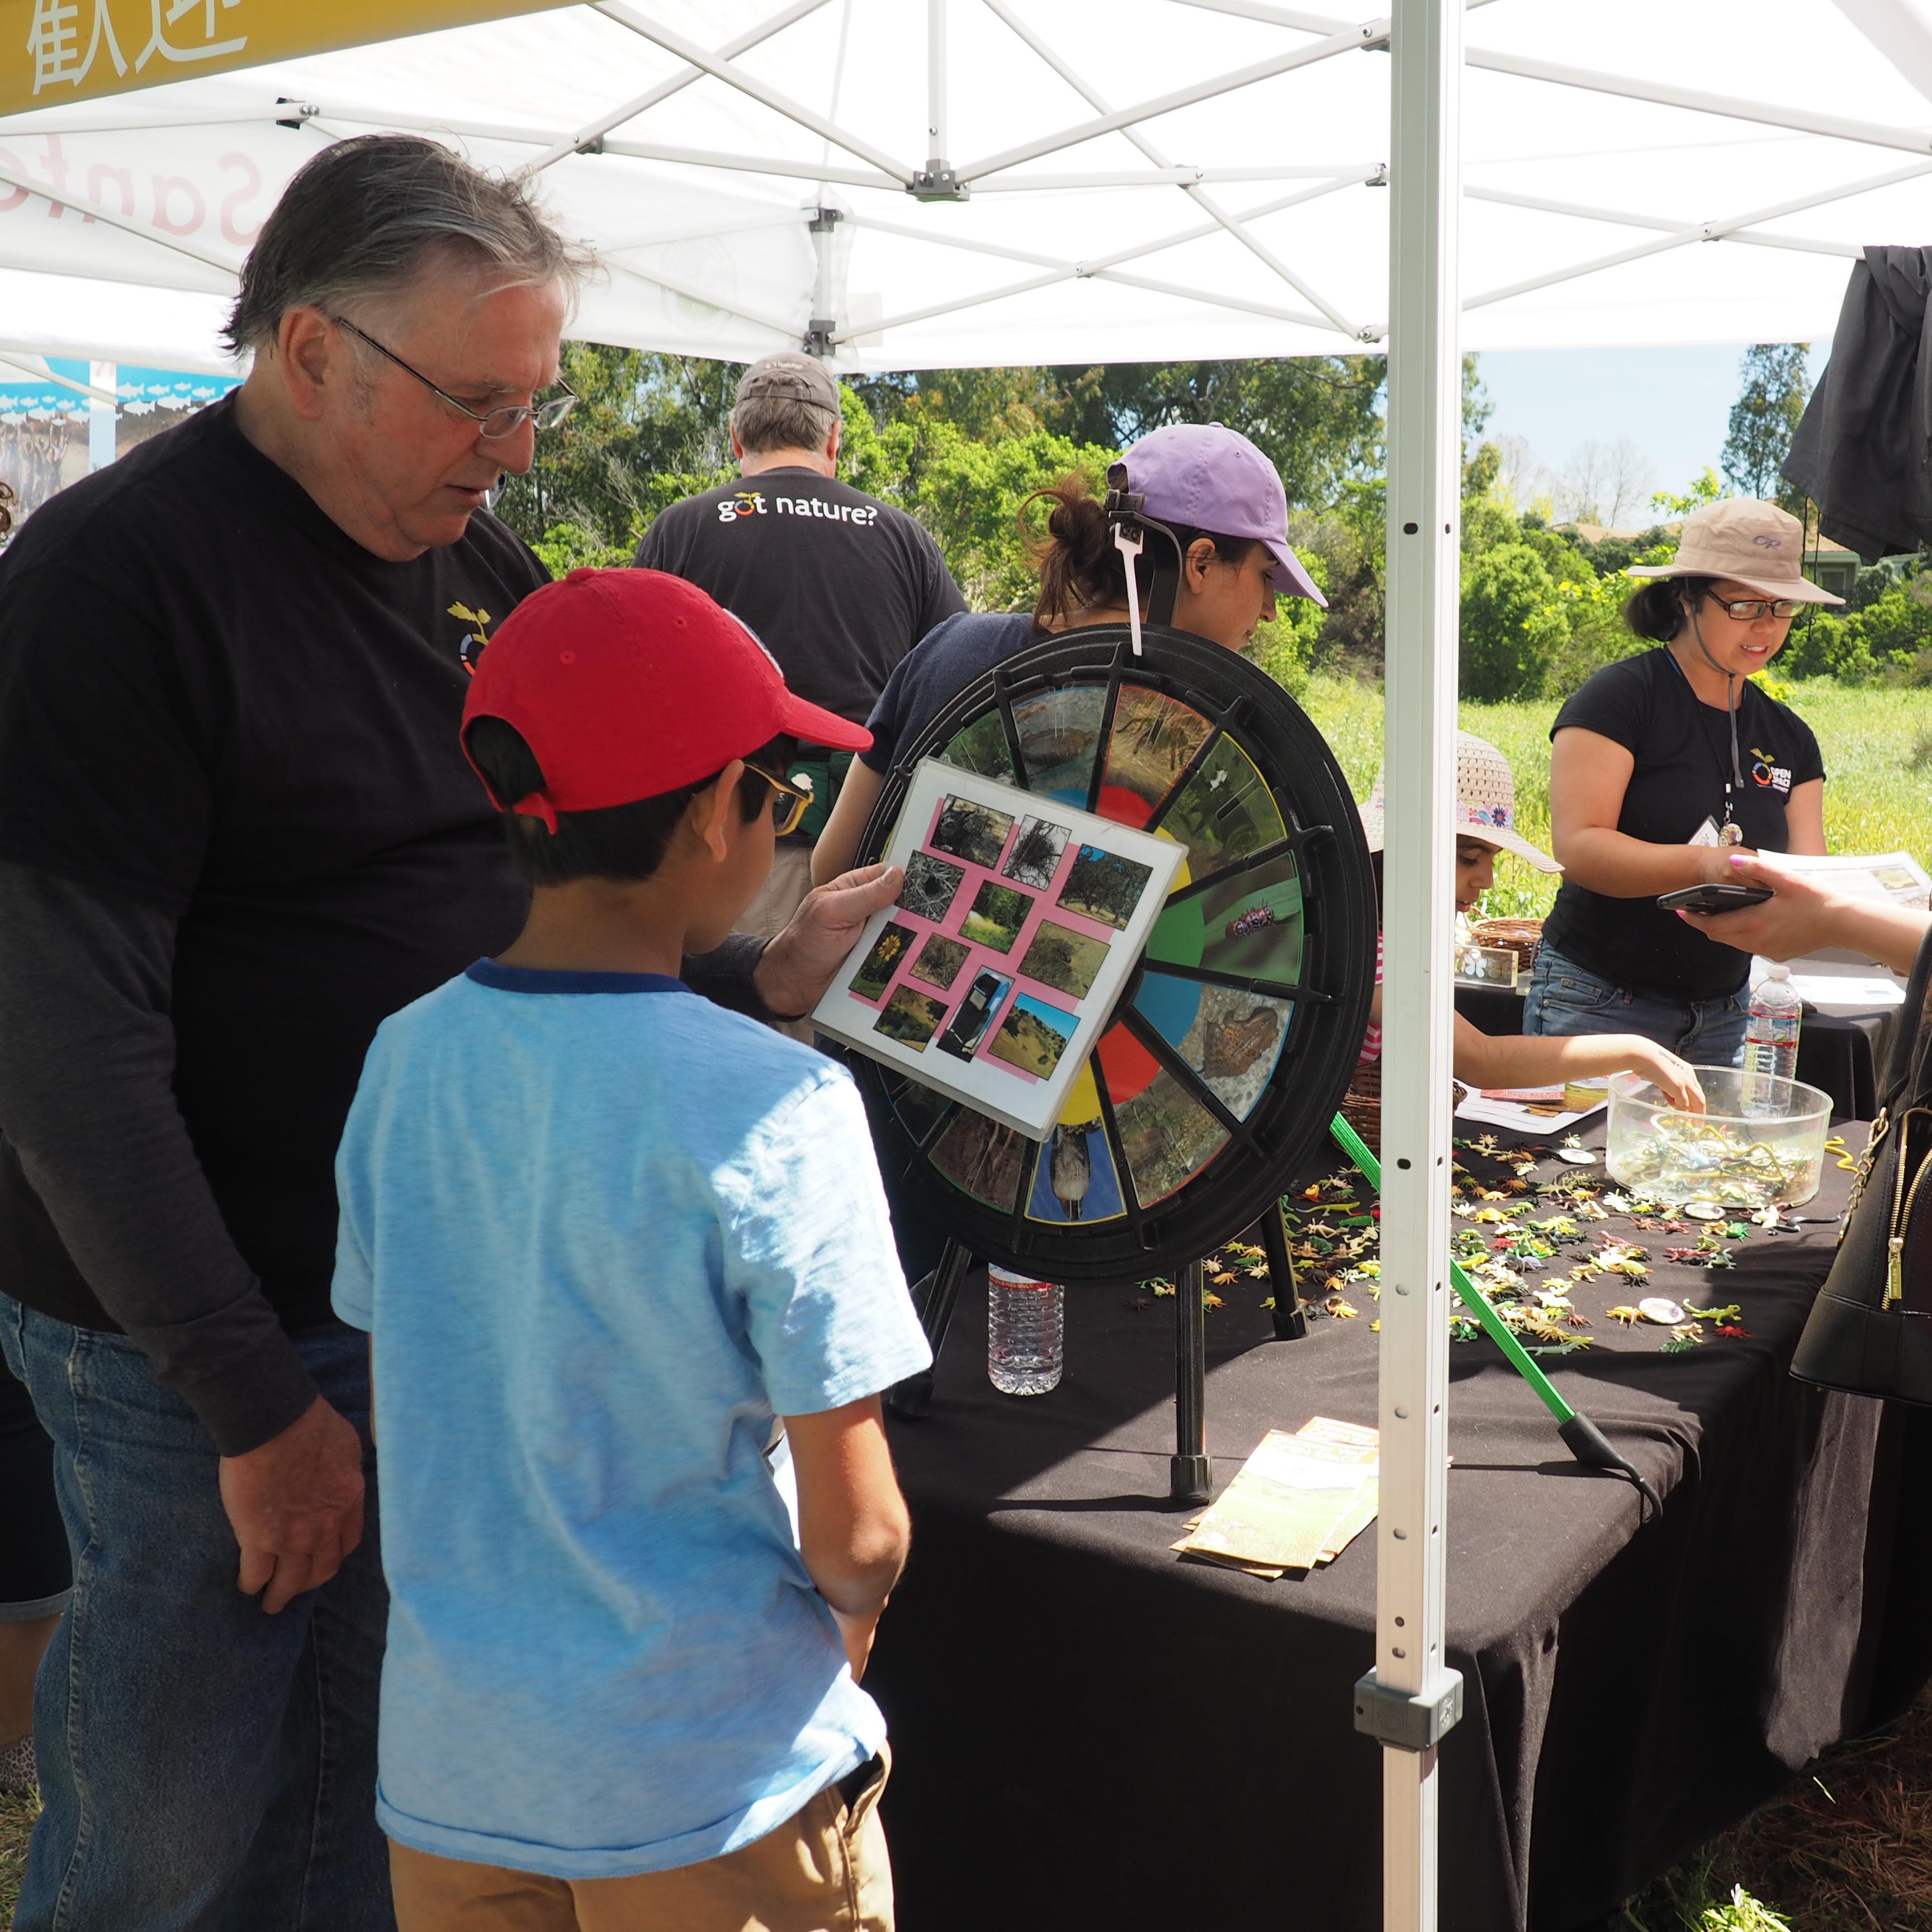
[1605,1067,1832,1210]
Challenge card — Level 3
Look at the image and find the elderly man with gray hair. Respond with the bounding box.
[0,135,901,1931]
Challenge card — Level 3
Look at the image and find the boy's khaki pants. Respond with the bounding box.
[387,1751,893,1932]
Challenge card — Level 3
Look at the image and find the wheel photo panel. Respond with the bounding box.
[812,760,1185,1140]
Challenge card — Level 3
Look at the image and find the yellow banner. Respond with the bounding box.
[2,0,576,120]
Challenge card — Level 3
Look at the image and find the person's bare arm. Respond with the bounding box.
[1451,1012,1705,1110]
[753,861,905,1019]
[1549,726,1744,897]
[1682,853,1931,976]
[783,1394,911,1683]
[1778,777,1827,856]
[812,762,885,887]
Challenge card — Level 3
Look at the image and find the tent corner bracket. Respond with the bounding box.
[1353,1666,1464,1751]
[908,165,970,201]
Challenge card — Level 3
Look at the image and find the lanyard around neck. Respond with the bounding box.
[1664,644,1745,837]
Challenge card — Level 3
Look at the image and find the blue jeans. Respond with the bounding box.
[0,1300,390,1932]
[1522,942,1749,1068]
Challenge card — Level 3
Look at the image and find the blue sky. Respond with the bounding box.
[1473,344,1829,522]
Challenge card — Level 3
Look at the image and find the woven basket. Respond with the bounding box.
[1472,916,1543,973]
[1340,1057,1381,1158]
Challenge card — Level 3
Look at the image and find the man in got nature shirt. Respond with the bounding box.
[634,354,964,940]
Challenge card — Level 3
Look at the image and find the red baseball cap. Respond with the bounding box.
[462,567,871,828]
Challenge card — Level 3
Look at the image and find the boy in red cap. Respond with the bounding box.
[330,569,930,1931]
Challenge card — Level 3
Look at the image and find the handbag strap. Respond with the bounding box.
[1881,923,1932,1112]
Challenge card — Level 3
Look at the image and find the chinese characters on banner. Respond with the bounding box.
[4,0,580,115]
[25,0,245,98]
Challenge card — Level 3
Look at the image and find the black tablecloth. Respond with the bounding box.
[868,1133,1932,1932]
[1453,983,1885,1119]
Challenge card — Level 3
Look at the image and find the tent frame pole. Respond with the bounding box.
[1364,0,1464,1926]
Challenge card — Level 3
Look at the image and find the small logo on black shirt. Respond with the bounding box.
[1749,745,1792,792]
[448,602,494,676]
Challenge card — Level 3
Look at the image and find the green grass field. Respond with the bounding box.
[1299,675,1932,923]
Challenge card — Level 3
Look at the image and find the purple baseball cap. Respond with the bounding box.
[1121,422,1326,608]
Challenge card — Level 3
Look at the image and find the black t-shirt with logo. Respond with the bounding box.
[0,395,548,1330]
[633,468,965,729]
[1542,647,1826,1002]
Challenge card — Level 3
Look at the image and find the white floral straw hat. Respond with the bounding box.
[1358,731,1560,873]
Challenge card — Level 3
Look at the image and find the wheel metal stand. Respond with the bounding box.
[1259,1200,1308,1339]
[884,1237,972,1422]
[1171,1257,1211,1503]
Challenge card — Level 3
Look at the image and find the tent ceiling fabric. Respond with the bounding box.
[0,0,1927,373]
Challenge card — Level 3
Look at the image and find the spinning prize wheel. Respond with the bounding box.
[853,623,1378,1288]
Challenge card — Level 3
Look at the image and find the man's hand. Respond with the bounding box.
[754,861,905,1019]
[218,1395,366,1614]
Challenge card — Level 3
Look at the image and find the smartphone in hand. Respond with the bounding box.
[1656,882,1775,913]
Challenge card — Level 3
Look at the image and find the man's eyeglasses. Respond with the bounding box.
[330,315,577,441]
[1702,593,1801,622]
[745,764,815,838]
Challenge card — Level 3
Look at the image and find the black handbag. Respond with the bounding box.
[1789,926,1932,1403]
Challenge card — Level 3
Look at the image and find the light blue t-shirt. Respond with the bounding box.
[331,960,931,1879]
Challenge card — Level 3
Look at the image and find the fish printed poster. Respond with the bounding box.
[811,760,1185,1140]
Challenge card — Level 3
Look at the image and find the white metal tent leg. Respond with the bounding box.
[1359,0,1464,1927]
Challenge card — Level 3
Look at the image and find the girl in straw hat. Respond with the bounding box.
[1356,732,1704,1110]
[1527,499,1838,1066]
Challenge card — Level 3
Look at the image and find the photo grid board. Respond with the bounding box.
[811,760,1186,1140]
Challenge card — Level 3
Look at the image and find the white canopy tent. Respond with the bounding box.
[4,6,1929,1927]
[0,0,1928,373]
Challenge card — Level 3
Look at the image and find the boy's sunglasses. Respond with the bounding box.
[744,763,815,837]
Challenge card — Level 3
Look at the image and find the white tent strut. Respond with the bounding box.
[514,0,837,179]
[1362,0,1464,1926]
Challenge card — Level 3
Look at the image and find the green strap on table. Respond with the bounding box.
[1326,1112,1575,1424]
[1324,1112,1661,1518]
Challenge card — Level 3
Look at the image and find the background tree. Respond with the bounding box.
[1721,343,1810,513]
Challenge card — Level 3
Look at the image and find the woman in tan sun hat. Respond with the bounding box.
[1528,498,1838,1066]
[1354,731,1705,1110]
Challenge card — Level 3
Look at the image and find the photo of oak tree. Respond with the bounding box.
[1018,920,1109,1000]
[1057,845,1154,931]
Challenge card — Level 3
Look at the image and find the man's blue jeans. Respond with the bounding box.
[1522,941,1750,1069]
[0,1299,390,1932]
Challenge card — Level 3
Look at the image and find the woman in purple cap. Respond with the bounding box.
[812,422,1324,880]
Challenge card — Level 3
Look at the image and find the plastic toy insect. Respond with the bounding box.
[1224,906,1278,939]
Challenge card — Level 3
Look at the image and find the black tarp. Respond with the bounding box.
[1784,245,1932,562]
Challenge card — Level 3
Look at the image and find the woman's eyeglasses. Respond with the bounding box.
[744,764,815,838]
[1703,594,1801,622]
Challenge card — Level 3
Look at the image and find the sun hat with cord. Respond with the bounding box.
[1357,730,1560,873]
[1624,498,1844,605]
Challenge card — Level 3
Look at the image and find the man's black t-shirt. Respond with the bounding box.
[0,396,547,1333]
[1542,648,1826,1002]
[634,468,965,728]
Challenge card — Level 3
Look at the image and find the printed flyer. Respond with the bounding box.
[811,760,1186,1139]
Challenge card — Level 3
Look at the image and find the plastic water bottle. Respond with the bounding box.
[1743,964,1802,1111]
[987,1265,1064,1395]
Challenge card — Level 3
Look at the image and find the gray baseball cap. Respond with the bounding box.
[735,352,841,413]
[1121,422,1325,606]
